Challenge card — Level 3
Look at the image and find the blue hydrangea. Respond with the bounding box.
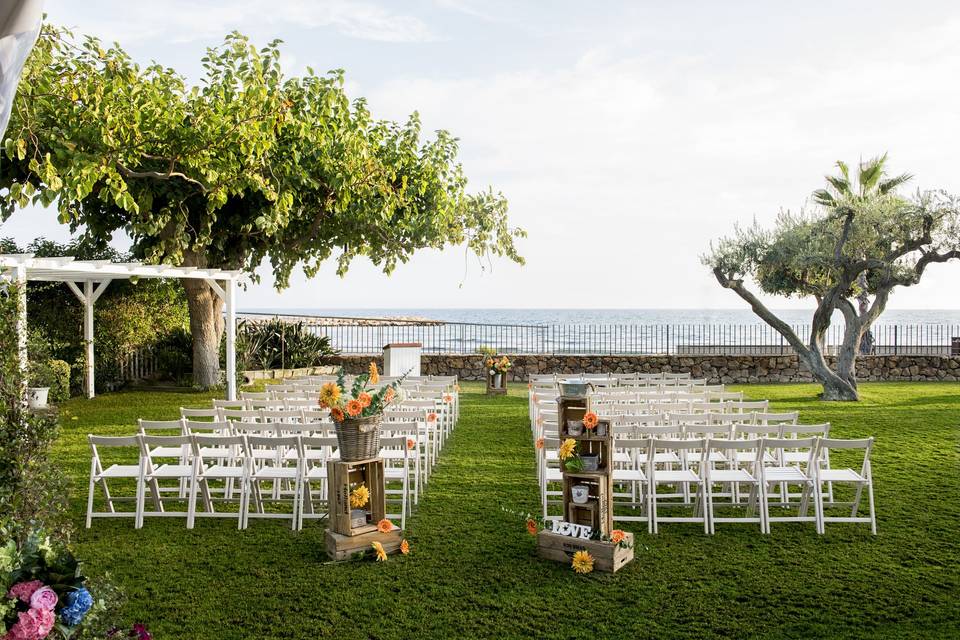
[59,587,94,627]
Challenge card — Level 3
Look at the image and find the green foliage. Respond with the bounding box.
[235,319,338,371]
[0,237,189,392]
[47,360,70,403]
[152,329,193,385]
[0,285,69,544]
[44,382,960,638]
[3,25,525,285]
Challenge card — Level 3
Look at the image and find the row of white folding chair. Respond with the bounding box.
[609,436,874,534]
[87,433,411,531]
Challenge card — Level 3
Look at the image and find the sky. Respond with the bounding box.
[3,0,960,311]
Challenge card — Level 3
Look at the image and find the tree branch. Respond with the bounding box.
[115,162,208,193]
[712,268,808,355]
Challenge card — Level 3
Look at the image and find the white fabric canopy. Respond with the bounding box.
[0,0,43,138]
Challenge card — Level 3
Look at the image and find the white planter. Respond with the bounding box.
[27,387,49,409]
[571,485,590,504]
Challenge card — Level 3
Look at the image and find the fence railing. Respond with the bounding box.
[284,318,960,357]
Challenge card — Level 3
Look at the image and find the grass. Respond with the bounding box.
[52,382,959,639]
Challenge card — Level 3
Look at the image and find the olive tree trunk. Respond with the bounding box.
[182,278,224,388]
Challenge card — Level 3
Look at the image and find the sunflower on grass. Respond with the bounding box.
[372,541,388,562]
[572,550,594,574]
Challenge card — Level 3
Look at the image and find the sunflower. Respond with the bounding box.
[535,437,545,450]
[369,362,379,384]
[582,411,599,430]
[377,518,394,533]
[610,529,626,545]
[558,438,577,461]
[349,484,370,509]
[319,382,341,407]
[571,550,594,574]
[330,407,345,422]
[345,399,363,417]
[358,392,372,408]
[526,518,538,536]
[371,541,387,562]
[400,539,410,555]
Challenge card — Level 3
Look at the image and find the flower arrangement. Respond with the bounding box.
[0,531,138,640]
[485,355,512,376]
[319,364,403,421]
[558,438,585,472]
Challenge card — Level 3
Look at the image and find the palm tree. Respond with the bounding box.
[812,154,913,354]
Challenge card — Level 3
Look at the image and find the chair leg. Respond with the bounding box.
[813,481,825,535]
[850,481,865,518]
[867,481,877,535]
[187,477,198,530]
[85,470,97,529]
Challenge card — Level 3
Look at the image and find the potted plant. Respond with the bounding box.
[26,359,56,409]
[319,363,404,462]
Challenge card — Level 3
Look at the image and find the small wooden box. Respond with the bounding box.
[325,524,403,561]
[557,397,590,437]
[536,530,634,573]
[328,458,386,536]
[486,372,508,396]
[562,473,613,535]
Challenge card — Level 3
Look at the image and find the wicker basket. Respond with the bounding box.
[334,415,382,461]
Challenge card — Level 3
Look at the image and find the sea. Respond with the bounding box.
[239,308,960,355]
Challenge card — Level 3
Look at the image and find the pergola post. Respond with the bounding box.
[225,278,237,401]
[68,279,111,399]
[14,264,27,403]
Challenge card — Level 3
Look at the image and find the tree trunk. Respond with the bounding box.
[182,278,224,389]
[798,347,859,401]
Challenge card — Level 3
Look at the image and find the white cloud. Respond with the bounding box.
[46,0,436,44]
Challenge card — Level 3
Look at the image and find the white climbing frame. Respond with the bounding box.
[0,254,242,400]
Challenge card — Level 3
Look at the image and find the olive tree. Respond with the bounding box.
[1,26,524,386]
[703,156,960,400]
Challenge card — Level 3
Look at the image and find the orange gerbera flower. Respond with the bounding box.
[400,539,410,555]
[372,541,387,562]
[345,399,363,417]
[582,412,599,430]
[407,438,416,450]
[358,392,372,408]
[369,362,379,384]
[330,407,345,422]
[526,518,538,536]
[427,412,437,423]
[610,529,626,545]
[535,437,545,449]
[444,394,453,404]
[385,387,396,403]
[377,518,394,533]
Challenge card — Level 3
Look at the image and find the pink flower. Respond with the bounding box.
[8,580,43,603]
[29,586,58,611]
[7,607,53,640]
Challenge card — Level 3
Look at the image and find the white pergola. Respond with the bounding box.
[0,254,241,400]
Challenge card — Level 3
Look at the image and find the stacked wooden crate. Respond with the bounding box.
[325,457,402,560]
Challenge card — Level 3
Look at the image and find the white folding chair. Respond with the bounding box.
[188,434,246,529]
[135,434,197,529]
[814,438,876,535]
[647,438,708,534]
[612,438,649,524]
[86,435,143,528]
[381,436,410,530]
[298,435,339,529]
[759,437,821,533]
[702,438,764,534]
[240,434,303,530]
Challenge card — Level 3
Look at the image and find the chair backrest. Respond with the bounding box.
[180,407,219,420]
[782,423,830,439]
[212,399,247,410]
[183,419,231,435]
[231,421,277,436]
[733,423,781,439]
[220,408,264,422]
[88,434,140,448]
[753,411,799,426]
[244,434,301,451]
[262,409,303,423]
[301,408,332,423]
[138,418,185,434]
[239,391,270,401]
[762,436,819,468]
[724,400,768,412]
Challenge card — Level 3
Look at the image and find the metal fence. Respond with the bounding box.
[285,317,960,356]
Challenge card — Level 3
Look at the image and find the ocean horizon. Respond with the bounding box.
[239,308,960,326]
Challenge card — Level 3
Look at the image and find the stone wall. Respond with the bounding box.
[329,354,960,384]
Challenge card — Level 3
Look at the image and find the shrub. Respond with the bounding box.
[152,328,193,385]
[235,319,338,371]
[47,360,70,402]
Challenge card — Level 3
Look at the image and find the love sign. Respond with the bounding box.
[547,519,593,540]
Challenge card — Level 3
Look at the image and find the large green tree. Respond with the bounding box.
[1,26,524,386]
[704,155,960,401]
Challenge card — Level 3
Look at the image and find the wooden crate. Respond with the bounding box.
[536,530,634,573]
[562,473,613,535]
[557,396,590,438]
[325,524,403,561]
[486,371,508,395]
[328,458,386,536]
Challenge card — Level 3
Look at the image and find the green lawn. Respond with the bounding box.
[52,382,960,639]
